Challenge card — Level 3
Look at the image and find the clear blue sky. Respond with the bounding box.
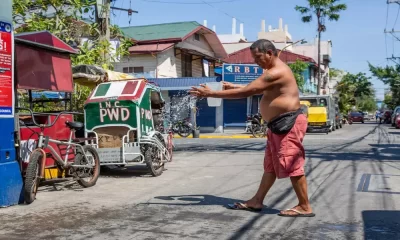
[111,0,395,100]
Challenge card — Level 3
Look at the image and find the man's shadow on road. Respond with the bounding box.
[145,194,280,215]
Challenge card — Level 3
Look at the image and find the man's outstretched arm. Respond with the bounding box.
[206,70,279,99]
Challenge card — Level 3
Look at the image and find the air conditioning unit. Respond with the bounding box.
[323,54,331,62]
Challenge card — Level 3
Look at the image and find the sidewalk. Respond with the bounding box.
[173,131,265,139]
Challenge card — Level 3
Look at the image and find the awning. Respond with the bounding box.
[147,77,221,90]
[128,43,174,54]
[177,47,220,61]
[214,67,222,75]
[15,31,76,92]
[15,31,77,54]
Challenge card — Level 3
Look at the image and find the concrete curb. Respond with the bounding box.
[173,134,266,139]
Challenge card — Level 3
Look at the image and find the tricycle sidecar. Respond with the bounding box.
[84,78,173,176]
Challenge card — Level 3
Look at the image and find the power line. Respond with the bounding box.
[384,0,400,64]
[199,0,244,23]
[386,3,390,29]
[394,5,400,28]
[385,3,390,62]
[141,0,242,4]
[386,33,389,62]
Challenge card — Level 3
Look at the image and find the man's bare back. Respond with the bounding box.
[259,58,300,122]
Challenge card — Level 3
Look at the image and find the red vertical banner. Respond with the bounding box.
[0,21,12,116]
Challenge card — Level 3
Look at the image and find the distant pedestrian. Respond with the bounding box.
[190,39,314,217]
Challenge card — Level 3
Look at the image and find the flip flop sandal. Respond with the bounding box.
[278,208,315,217]
[227,202,262,212]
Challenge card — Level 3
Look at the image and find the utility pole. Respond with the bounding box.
[95,0,138,65]
[385,0,400,64]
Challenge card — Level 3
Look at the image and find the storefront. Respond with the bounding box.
[150,76,251,132]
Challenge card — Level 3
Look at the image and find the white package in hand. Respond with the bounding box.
[206,82,223,107]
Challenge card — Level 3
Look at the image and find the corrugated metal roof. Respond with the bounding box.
[85,80,148,104]
[147,77,221,90]
[222,42,253,54]
[122,21,227,59]
[121,21,201,42]
[224,47,315,64]
[222,42,287,55]
[128,43,174,54]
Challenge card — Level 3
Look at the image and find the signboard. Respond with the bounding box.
[0,21,13,117]
[222,64,264,84]
[85,100,137,131]
[139,89,154,135]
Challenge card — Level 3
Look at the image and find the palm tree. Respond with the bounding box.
[295,0,347,95]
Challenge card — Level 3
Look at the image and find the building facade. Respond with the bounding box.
[113,21,227,79]
[292,38,333,94]
[111,20,321,133]
[112,21,229,132]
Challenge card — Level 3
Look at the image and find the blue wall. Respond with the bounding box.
[0,118,23,207]
[223,99,247,127]
[196,99,216,127]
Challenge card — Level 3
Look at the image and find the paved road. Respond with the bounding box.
[1,122,400,240]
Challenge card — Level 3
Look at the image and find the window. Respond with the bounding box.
[122,66,144,73]
[181,53,192,77]
[194,33,200,41]
[133,67,144,73]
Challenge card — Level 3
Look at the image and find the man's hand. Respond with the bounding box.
[189,84,213,98]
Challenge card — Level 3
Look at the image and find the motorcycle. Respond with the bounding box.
[170,118,193,138]
[246,113,267,137]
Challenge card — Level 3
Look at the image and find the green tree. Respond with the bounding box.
[369,63,400,109]
[329,68,340,79]
[295,0,347,94]
[383,94,394,110]
[13,0,133,116]
[336,72,374,114]
[356,95,376,112]
[288,59,308,92]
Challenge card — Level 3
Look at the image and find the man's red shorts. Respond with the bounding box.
[264,113,308,179]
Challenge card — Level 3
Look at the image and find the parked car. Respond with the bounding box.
[362,112,369,121]
[349,112,364,123]
[395,114,400,129]
[391,106,400,126]
[383,110,393,124]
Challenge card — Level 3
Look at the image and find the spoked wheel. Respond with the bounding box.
[251,124,267,138]
[24,151,42,204]
[177,124,191,138]
[73,145,100,188]
[144,143,165,177]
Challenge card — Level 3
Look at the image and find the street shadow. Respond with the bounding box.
[362,210,400,240]
[99,165,153,178]
[38,178,85,192]
[174,141,266,153]
[388,131,400,135]
[145,194,280,215]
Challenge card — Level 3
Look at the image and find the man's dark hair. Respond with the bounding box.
[250,39,278,56]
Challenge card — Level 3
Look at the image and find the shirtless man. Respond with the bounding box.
[189,39,315,217]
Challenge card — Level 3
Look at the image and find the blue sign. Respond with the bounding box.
[222,64,264,83]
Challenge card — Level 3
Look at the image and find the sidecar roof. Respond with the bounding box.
[84,78,160,105]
